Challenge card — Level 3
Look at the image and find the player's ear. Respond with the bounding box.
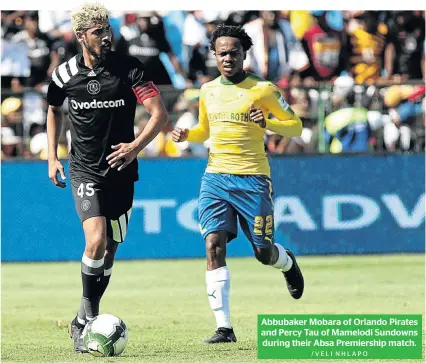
[243,51,247,61]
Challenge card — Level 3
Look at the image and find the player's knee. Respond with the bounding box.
[85,232,106,256]
[255,247,273,265]
[88,232,105,246]
[205,233,225,253]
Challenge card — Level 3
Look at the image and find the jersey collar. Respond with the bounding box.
[220,71,249,85]
[76,52,111,75]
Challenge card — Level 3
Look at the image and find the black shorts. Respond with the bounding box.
[71,177,134,243]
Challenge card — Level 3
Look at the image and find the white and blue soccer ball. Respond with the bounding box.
[82,313,128,357]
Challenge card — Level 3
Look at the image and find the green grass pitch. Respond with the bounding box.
[1,254,424,363]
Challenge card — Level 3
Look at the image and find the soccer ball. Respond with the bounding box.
[82,314,128,357]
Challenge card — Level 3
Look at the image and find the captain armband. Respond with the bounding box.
[132,81,160,104]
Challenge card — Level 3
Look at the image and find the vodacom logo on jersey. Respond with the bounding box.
[70,98,125,110]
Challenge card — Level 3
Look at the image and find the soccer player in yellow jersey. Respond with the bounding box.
[172,25,305,344]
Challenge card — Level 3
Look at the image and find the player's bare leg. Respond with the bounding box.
[204,231,237,344]
[69,216,107,353]
[255,245,304,299]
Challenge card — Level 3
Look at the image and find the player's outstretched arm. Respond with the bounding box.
[264,112,303,138]
[107,94,168,171]
[46,105,66,188]
[261,85,303,138]
[172,92,209,143]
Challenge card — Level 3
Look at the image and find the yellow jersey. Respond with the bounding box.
[186,73,302,176]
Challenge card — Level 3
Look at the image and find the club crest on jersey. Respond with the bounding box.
[87,80,101,95]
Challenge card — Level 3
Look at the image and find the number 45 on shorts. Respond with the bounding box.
[77,182,95,198]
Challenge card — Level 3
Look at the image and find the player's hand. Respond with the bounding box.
[249,104,266,128]
[48,158,66,188]
[106,143,139,171]
[172,127,189,142]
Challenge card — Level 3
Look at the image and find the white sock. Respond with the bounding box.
[206,266,231,329]
[272,243,293,272]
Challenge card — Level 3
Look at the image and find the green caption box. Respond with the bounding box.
[257,314,422,359]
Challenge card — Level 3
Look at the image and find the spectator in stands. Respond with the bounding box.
[161,11,186,71]
[11,11,59,91]
[118,11,189,86]
[243,11,297,83]
[37,10,73,41]
[345,11,390,85]
[37,10,75,64]
[324,88,371,153]
[1,11,27,40]
[182,12,221,86]
[1,97,24,137]
[225,11,258,27]
[182,12,210,85]
[383,85,425,151]
[386,11,425,81]
[296,11,346,86]
[1,127,23,158]
[331,74,355,111]
[29,130,68,160]
[2,10,425,157]
[288,11,315,40]
[407,85,426,151]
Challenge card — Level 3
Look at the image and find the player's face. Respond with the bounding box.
[79,23,112,59]
[215,37,245,79]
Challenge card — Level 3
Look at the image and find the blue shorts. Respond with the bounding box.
[198,173,274,248]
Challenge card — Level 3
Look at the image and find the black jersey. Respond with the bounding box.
[47,52,152,182]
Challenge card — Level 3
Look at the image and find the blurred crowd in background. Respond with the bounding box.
[1,10,425,159]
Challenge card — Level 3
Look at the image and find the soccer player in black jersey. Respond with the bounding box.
[46,3,168,353]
